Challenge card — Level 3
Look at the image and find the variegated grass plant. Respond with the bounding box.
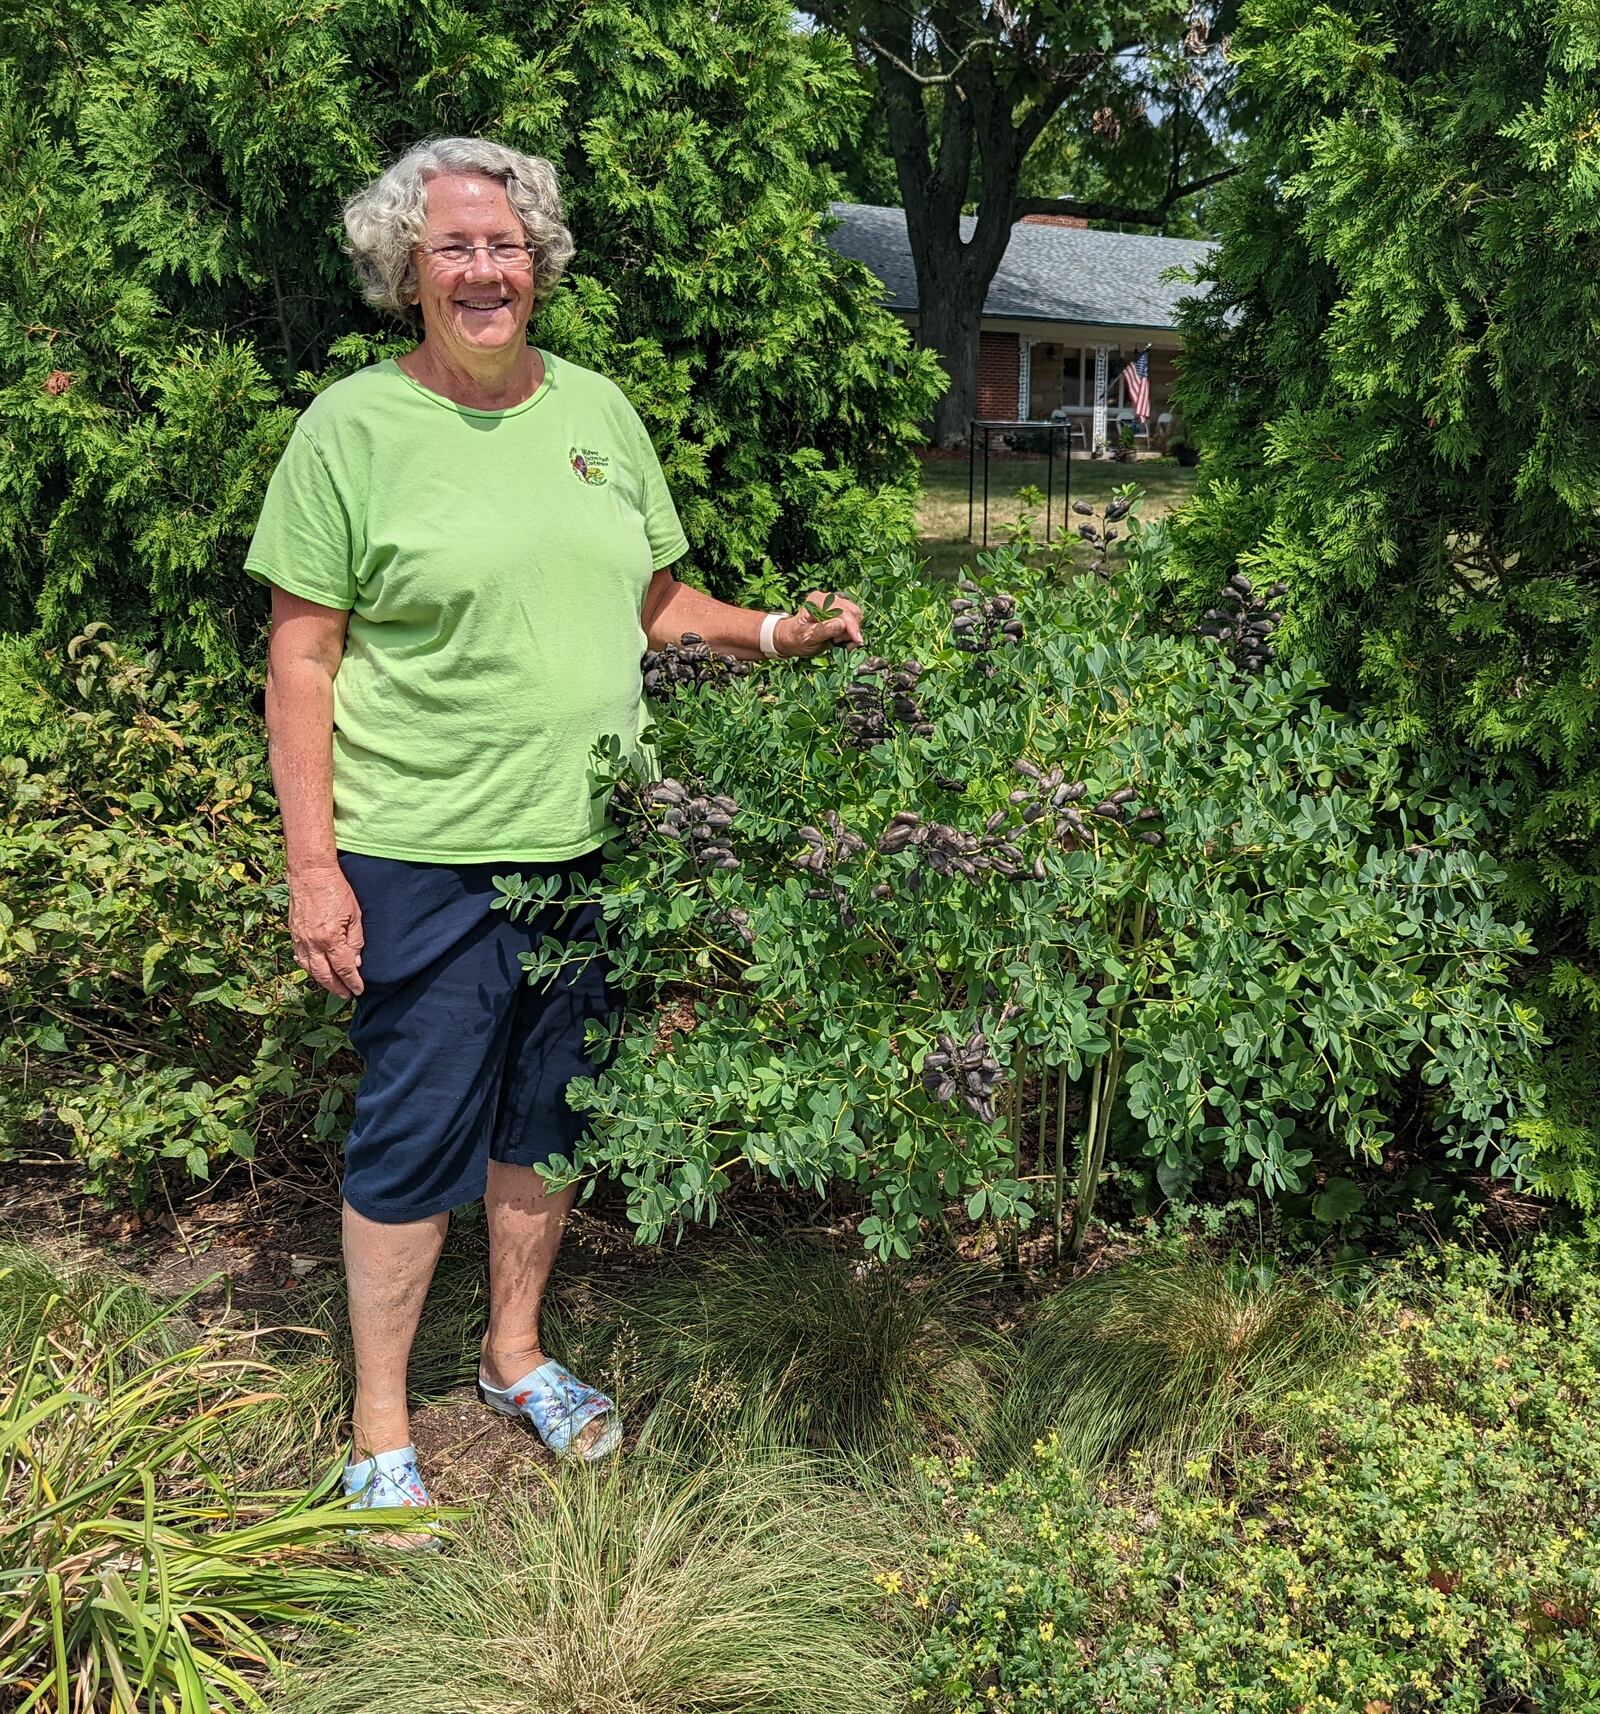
[0,1243,413,1714]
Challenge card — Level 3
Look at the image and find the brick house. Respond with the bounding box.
[826,202,1212,451]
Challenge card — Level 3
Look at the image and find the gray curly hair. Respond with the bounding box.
[342,137,576,326]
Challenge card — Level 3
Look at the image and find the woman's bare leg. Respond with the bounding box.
[480,1159,610,1454]
[343,1201,449,1456]
[479,1158,576,1385]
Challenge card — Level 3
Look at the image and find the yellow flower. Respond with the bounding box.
[1038,1621,1056,1643]
[873,1570,905,1597]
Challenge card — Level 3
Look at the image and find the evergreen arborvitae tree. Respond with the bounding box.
[0,0,942,668]
[1171,0,1600,1205]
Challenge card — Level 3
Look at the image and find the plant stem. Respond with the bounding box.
[1053,1067,1069,1262]
[1072,1056,1105,1258]
[1069,894,1149,1258]
[1003,1038,1028,1273]
[1037,1064,1051,1190]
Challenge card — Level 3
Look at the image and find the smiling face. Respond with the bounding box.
[410,172,536,363]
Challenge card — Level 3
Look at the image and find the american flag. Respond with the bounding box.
[1121,348,1150,425]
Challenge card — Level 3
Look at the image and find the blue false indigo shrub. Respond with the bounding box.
[501,499,1543,1260]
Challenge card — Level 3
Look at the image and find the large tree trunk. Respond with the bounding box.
[912,240,1007,446]
[875,37,1022,447]
[916,284,985,446]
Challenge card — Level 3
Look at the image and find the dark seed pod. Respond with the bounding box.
[952,583,1025,668]
[640,635,751,701]
[1137,831,1164,847]
[1109,786,1137,806]
[1015,760,1042,780]
[1073,500,1094,516]
[871,882,892,900]
[1196,572,1286,677]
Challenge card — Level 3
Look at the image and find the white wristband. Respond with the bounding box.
[759,611,785,658]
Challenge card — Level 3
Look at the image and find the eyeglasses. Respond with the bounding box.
[416,242,534,271]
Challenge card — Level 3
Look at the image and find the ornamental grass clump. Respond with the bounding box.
[0,1244,388,1714]
[583,1239,1003,1465]
[506,492,1542,1259]
[989,1252,1356,1474]
[280,1444,919,1714]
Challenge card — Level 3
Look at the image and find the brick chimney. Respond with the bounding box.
[1021,213,1089,228]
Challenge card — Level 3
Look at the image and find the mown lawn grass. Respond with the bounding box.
[914,454,1200,582]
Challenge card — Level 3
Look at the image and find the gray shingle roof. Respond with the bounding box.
[826,202,1212,331]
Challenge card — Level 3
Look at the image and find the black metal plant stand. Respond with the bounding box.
[966,419,1072,548]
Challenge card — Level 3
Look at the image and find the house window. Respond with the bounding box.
[1062,351,1082,407]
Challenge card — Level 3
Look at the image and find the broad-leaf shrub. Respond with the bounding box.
[910,1247,1600,1712]
[0,633,355,1200]
[504,506,1542,1258]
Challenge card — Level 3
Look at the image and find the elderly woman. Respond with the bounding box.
[247,136,863,1513]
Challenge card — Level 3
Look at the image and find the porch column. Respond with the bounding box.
[1091,343,1109,454]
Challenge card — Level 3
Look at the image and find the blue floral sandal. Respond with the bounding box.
[342,1444,441,1549]
[477,1360,622,1462]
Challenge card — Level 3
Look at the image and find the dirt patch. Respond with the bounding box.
[408,1386,559,1506]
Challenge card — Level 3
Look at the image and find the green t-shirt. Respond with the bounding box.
[245,353,688,863]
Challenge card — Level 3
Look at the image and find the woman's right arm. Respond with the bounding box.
[265,587,365,999]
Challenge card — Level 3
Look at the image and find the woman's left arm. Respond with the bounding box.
[642,569,863,660]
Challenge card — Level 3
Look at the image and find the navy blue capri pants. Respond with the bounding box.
[337,848,613,1223]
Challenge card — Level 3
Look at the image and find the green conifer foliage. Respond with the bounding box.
[1170,0,1600,1207]
[0,0,942,667]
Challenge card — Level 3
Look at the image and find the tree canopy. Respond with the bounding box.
[0,0,943,670]
[808,2,1237,443]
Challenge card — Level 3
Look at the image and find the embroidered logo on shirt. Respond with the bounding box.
[570,446,610,487]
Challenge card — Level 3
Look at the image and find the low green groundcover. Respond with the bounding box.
[910,1245,1600,1713]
